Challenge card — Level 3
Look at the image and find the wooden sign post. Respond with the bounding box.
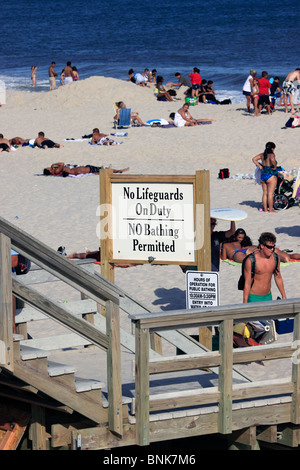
[99,170,212,346]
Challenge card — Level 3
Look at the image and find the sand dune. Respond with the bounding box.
[1,76,299,309]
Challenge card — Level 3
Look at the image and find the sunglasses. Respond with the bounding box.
[264,244,275,251]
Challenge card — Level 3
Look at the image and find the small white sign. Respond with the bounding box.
[112,182,196,262]
[186,271,219,309]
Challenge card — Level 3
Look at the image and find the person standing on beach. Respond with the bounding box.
[48,61,58,90]
[63,62,74,84]
[243,232,286,303]
[252,141,278,212]
[31,65,37,86]
[282,69,300,114]
[189,67,202,100]
[210,218,236,272]
[258,71,271,114]
[180,217,236,274]
[242,69,256,113]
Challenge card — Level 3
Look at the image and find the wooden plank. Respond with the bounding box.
[0,404,30,450]
[100,169,115,285]
[12,344,107,424]
[149,387,220,412]
[135,323,150,446]
[149,351,221,374]
[30,405,47,450]
[129,299,300,329]
[218,319,233,434]
[15,299,97,323]
[12,278,109,351]
[257,425,278,444]
[0,233,14,371]
[291,312,300,424]
[106,300,123,437]
[195,170,212,349]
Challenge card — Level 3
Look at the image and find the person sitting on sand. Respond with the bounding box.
[43,163,129,177]
[90,128,118,145]
[221,228,300,264]
[34,131,62,149]
[174,103,197,127]
[154,76,174,102]
[114,102,144,126]
[0,134,12,152]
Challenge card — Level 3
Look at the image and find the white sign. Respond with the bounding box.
[112,182,195,262]
[186,271,219,309]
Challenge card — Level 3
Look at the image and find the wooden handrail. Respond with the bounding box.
[132,300,300,445]
[0,216,120,305]
[130,298,300,329]
[0,217,123,436]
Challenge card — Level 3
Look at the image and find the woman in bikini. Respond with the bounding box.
[251,78,260,117]
[222,228,300,264]
[221,229,256,264]
[31,65,37,86]
[252,142,278,212]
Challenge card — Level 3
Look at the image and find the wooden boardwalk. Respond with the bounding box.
[1,216,300,450]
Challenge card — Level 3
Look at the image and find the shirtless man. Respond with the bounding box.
[34,131,62,149]
[90,128,117,145]
[282,69,300,113]
[9,136,30,146]
[48,61,58,91]
[243,232,286,303]
[43,162,129,177]
[63,61,74,84]
[0,134,11,152]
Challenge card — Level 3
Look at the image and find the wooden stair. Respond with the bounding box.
[9,339,108,424]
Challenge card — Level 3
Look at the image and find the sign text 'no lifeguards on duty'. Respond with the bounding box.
[111,182,196,263]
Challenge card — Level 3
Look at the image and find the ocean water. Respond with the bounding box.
[1,0,300,103]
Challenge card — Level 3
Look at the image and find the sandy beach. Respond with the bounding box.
[1,77,300,383]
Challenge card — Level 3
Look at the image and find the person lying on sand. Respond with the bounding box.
[34,131,62,149]
[9,136,30,146]
[43,162,129,177]
[90,128,118,145]
[0,134,12,152]
[221,228,300,264]
[57,246,137,268]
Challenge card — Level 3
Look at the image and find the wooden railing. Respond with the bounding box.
[130,299,300,445]
[0,216,123,436]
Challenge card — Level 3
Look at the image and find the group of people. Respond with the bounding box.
[221,227,300,302]
[43,162,129,177]
[127,67,226,105]
[127,68,156,86]
[48,61,79,91]
[243,68,300,115]
[1,132,63,150]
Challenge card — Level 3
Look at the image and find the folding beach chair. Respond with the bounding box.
[114,108,131,129]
